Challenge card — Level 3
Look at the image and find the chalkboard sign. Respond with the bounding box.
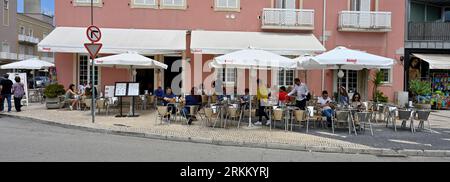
[127,83,140,96]
[114,83,128,97]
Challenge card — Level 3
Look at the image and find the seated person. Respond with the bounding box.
[339,86,349,105]
[163,87,177,120]
[181,87,201,125]
[217,87,230,101]
[65,84,79,110]
[240,88,250,109]
[84,82,98,99]
[278,86,288,104]
[318,90,334,127]
[351,92,366,111]
[154,86,165,103]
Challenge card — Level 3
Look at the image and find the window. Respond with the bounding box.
[28,46,34,55]
[339,70,358,93]
[380,68,392,83]
[79,55,99,86]
[131,0,157,8]
[18,45,25,54]
[275,0,296,9]
[350,0,370,11]
[215,0,240,11]
[1,42,9,52]
[4,0,9,10]
[445,8,450,22]
[160,0,186,9]
[19,27,25,35]
[278,70,294,86]
[28,28,33,37]
[73,0,102,7]
[217,68,236,84]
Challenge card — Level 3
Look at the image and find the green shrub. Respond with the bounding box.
[409,79,431,96]
[375,90,388,103]
[44,83,66,98]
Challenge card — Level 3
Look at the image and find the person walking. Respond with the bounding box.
[0,74,13,112]
[12,76,25,112]
[256,79,271,126]
[287,78,309,110]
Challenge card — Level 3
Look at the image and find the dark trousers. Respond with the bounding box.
[258,102,270,122]
[1,94,12,112]
[296,99,307,110]
[14,97,22,112]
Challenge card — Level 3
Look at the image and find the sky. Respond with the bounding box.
[17,0,54,16]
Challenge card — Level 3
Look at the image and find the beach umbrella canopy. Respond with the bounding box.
[297,46,394,70]
[211,49,297,69]
[0,58,54,70]
[95,52,168,69]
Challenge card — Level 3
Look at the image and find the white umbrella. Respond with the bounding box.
[299,46,394,70]
[0,58,54,70]
[211,49,295,128]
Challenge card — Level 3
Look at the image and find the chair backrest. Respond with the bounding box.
[417,110,431,120]
[96,100,106,109]
[294,109,305,122]
[398,110,412,120]
[362,102,369,111]
[148,95,155,104]
[201,95,208,105]
[357,112,372,123]
[273,109,283,121]
[204,108,214,118]
[377,105,385,113]
[227,107,238,117]
[306,106,314,117]
[85,99,92,108]
[211,96,217,103]
[336,111,349,122]
[157,106,168,115]
[190,106,199,115]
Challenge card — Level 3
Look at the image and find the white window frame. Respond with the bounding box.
[217,68,236,85]
[19,26,25,35]
[350,0,371,11]
[28,28,33,37]
[214,0,240,12]
[160,0,187,10]
[78,55,100,86]
[379,67,393,84]
[131,0,158,9]
[278,69,294,87]
[73,0,102,7]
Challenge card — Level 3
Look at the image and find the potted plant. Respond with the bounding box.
[372,70,384,102]
[409,79,432,109]
[44,83,66,109]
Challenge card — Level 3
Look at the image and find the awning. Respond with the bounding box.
[413,53,450,69]
[190,30,325,56]
[38,27,186,55]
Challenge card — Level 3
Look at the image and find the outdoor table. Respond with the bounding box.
[167,102,181,122]
[336,108,358,136]
[284,106,299,132]
[261,101,278,131]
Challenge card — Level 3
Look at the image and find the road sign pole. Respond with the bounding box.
[92,56,96,123]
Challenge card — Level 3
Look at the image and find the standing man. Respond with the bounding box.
[288,78,309,110]
[0,74,13,112]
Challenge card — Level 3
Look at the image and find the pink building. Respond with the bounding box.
[40,0,405,102]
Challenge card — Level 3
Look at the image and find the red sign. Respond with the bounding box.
[86,25,102,43]
[347,59,357,63]
[84,43,103,58]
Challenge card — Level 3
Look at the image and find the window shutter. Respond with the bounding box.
[275,0,283,8]
[285,0,296,9]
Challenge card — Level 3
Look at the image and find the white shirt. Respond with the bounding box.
[288,83,309,101]
[318,96,332,110]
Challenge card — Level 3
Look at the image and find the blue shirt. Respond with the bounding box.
[163,93,176,105]
[185,95,200,106]
[155,88,165,98]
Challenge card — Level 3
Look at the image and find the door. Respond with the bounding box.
[164,56,182,95]
[275,0,296,25]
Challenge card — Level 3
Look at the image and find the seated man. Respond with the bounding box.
[181,87,201,125]
[318,90,334,127]
[240,88,250,109]
[163,87,177,120]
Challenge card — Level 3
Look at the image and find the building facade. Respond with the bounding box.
[0,0,18,70]
[404,0,450,98]
[44,0,405,102]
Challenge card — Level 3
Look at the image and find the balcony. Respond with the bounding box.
[0,52,17,60]
[18,54,37,60]
[18,34,40,44]
[338,11,391,32]
[408,22,450,41]
[261,8,314,30]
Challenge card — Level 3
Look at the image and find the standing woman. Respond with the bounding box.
[12,76,25,112]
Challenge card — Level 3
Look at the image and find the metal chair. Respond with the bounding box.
[225,107,239,128]
[334,111,351,134]
[205,107,219,128]
[84,99,92,111]
[397,110,413,133]
[292,109,307,132]
[272,108,286,130]
[416,110,431,132]
[357,112,374,136]
[96,99,107,115]
[384,106,397,128]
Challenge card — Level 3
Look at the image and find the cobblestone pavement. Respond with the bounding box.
[1,104,450,151]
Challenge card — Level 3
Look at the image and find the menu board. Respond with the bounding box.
[114,83,128,97]
[127,83,140,96]
[104,85,115,98]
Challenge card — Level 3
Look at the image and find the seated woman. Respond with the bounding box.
[65,84,79,110]
[278,86,288,105]
[181,87,201,125]
[163,87,177,120]
[339,86,349,105]
[351,92,366,111]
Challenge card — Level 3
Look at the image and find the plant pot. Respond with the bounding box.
[46,97,61,109]
[414,103,431,110]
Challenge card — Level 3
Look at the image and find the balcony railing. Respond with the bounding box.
[41,56,54,63]
[0,52,17,60]
[338,11,391,32]
[18,54,37,60]
[18,34,40,44]
[408,22,450,41]
[262,8,314,30]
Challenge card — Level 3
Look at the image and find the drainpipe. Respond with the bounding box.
[321,0,327,92]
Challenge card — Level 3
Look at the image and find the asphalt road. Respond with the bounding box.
[0,116,449,162]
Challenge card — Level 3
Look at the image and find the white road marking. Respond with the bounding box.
[316,131,347,138]
[442,138,450,141]
[388,139,432,147]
